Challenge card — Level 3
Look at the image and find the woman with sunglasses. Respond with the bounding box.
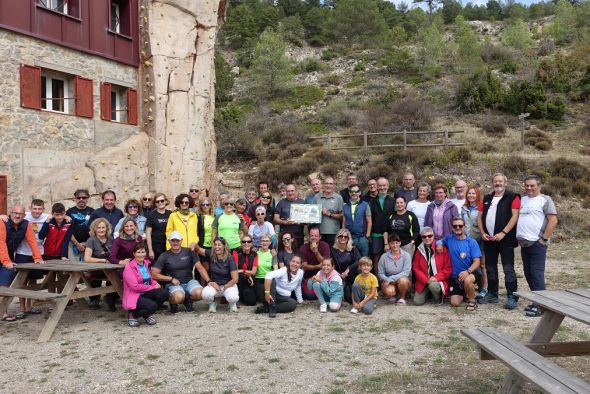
[113,199,147,238]
[233,235,258,306]
[277,231,297,268]
[140,192,154,215]
[197,237,239,312]
[197,196,215,257]
[188,185,201,212]
[254,233,278,303]
[331,228,361,304]
[212,198,245,251]
[412,226,451,305]
[247,193,275,223]
[248,206,276,249]
[165,194,199,250]
[145,193,172,262]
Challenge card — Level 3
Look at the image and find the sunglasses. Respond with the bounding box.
[283,237,292,242]
[76,196,89,200]
[201,203,210,206]
[261,195,271,199]
[143,197,152,201]
[127,205,139,209]
[337,235,349,239]
[190,189,199,192]
[256,213,265,216]
[155,199,166,204]
[180,200,190,205]
[453,224,464,229]
[225,202,235,206]
[421,234,434,239]
[241,240,252,244]
[349,189,360,193]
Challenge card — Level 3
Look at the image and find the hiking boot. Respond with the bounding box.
[505,295,518,310]
[183,298,194,313]
[524,303,535,313]
[525,305,543,317]
[268,302,277,318]
[476,288,489,300]
[255,305,268,314]
[145,315,157,325]
[128,316,140,328]
[169,303,179,314]
[478,293,499,304]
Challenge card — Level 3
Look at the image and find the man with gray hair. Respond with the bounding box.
[451,179,467,210]
[394,172,418,202]
[516,175,557,317]
[412,226,452,305]
[477,173,521,309]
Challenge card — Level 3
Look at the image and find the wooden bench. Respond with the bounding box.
[462,327,590,394]
[0,287,65,300]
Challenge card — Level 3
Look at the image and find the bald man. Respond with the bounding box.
[451,180,467,211]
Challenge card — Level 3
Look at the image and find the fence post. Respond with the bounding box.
[363,130,367,150]
[403,129,407,151]
[327,135,332,150]
[444,129,449,150]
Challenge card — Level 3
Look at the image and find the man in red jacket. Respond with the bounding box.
[40,203,72,260]
[412,226,452,305]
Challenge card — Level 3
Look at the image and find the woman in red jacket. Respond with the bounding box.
[122,243,167,327]
[412,226,452,305]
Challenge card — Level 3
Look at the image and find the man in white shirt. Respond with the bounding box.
[450,179,467,211]
[516,175,557,317]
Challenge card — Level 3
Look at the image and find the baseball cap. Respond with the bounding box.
[169,231,183,241]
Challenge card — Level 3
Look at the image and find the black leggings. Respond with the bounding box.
[263,279,298,313]
[129,287,168,318]
[238,274,257,306]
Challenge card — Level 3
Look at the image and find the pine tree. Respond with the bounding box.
[251,29,292,98]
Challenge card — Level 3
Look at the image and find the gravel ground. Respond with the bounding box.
[1,241,589,393]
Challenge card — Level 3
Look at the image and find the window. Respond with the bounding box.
[37,0,80,18]
[109,0,130,36]
[20,64,93,118]
[100,82,137,125]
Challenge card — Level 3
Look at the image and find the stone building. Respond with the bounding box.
[0,0,225,213]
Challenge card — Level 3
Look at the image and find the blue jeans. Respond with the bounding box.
[520,241,547,291]
[352,236,369,257]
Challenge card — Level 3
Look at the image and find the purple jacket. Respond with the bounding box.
[424,200,459,240]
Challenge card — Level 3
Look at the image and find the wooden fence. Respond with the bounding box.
[309,129,465,150]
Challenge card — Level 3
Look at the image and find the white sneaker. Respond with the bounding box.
[319,303,328,313]
[208,302,217,313]
[229,302,238,312]
[350,308,359,314]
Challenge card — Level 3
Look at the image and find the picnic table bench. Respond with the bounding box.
[0,260,123,342]
[462,289,590,394]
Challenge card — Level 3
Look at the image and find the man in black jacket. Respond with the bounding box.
[477,173,521,310]
[369,177,395,270]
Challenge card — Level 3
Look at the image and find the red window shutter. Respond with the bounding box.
[20,65,42,110]
[127,88,138,125]
[0,175,7,215]
[100,83,112,121]
[75,76,93,118]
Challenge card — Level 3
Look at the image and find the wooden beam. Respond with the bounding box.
[480,341,590,360]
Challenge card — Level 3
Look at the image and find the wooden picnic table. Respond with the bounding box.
[463,289,590,394]
[0,260,123,342]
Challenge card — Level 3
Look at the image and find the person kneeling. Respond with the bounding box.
[123,243,168,327]
[197,237,239,313]
[151,231,202,313]
[351,257,378,315]
[377,235,411,305]
[259,254,304,317]
[309,258,343,313]
[412,227,452,306]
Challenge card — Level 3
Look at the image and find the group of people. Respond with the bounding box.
[0,171,557,326]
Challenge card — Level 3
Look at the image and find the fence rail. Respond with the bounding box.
[309,129,465,150]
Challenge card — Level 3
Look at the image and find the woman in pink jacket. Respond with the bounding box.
[122,243,167,327]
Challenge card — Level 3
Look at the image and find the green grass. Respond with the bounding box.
[352,371,421,392]
[270,85,325,112]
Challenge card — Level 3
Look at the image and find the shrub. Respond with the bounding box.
[572,180,590,196]
[547,176,571,197]
[278,15,305,46]
[502,155,527,177]
[579,147,590,156]
[457,70,504,113]
[501,18,532,50]
[269,85,325,112]
[380,47,416,74]
[537,37,555,56]
[550,158,590,181]
[318,162,340,177]
[354,62,366,72]
[481,42,513,64]
[383,149,423,168]
[583,196,590,209]
[320,100,364,128]
[524,129,553,151]
[536,53,576,94]
[390,98,435,131]
[500,61,518,74]
[534,140,552,151]
[481,116,506,136]
[357,162,395,181]
[294,58,325,74]
[321,73,341,86]
[321,49,338,61]
[503,80,566,120]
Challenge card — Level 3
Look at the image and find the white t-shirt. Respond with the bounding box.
[451,198,465,211]
[16,212,49,256]
[407,200,430,229]
[485,196,502,236]
[516,194,556,242]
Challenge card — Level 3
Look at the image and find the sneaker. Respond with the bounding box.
[476,288,489,299]
[350,308,359,314]
[254,305,269,314]
[128,317,140,327]
[268,302,277,318]
[524,304,535,313]
[396,298,407,305]
[183,298,194,313]
[505,295,518,310]
[525,305,543,317]
[388,296,397,303]
[229,302,238,312]
[319,303,328,313]
[478,293,499,304]
[169,303,179,314]
[145,315,157,325]
[208,302,217,313]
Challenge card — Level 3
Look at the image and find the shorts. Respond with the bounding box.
[449,270,481,297]
[0,266,17,287]
[370,236,384,257]
[166,279,202,295]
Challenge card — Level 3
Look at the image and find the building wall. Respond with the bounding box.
[0,29,141,207]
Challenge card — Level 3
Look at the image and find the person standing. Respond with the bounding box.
[313,177,344,247]
[516,175,557,317]
[477,173,521,310]
[393,172,418,202]
[88,190,124,237]
[339,173,358,205]
[145,193,172,263]
[274,184,306,247]
[66,189,94,261]
[305,178,322,204]
[424,184,458,241]
[342,184,371,257]
[369,177,395,268]
[451,180,467,211]
[361,179,378,203]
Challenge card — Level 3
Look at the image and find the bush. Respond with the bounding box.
[481,116,506,136]
[572,180,590,196]
[260,124,309,147]
[383,149,424,168]
[390,98,435,131]
[379,47,417,74]
[320,100,364,128]
[583,197,590,209]
[318,162,340,177]
[536,53,576,94]
[500,61,518,74]
[278,15,305,46]
[457,70,504,113]
[294,58,326,74]
[501,18,532,50]
[547,176,571,196]
[354,62,366,72]
[524,129,553,151]
[357,162,395,181]
[321,73,341,86]
[550,158,590,182]
[321,49,338,61]
[269,85,325,112]
[502,155,527,177]
[481,43,514,64]
[537,37,555,56]
[445,147,472,163]
[503,80,566,120]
